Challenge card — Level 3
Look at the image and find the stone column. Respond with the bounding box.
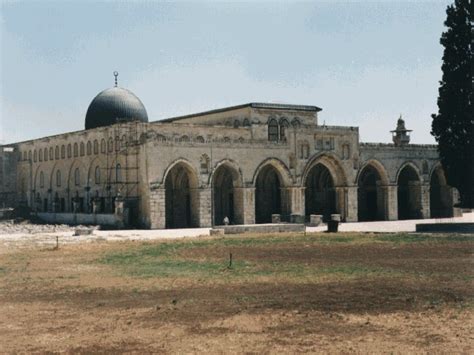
[198,187,212,227]
[385,185,398,221]
[420,183,431,219]
[345,186,358,222]
[52,198,59,213]
[92,198,100,214]
[149,188,166,229]
[375,181,385,220]
[334,187,346,221]
[47,189,53,212]
[233,187,245,225]
[114,194,124,215]
[283,187,305,223]
[72,198,80,214]
[240,187,255,225]
[35,195,41,212]
[114,194,126,228]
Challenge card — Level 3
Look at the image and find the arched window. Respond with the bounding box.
[80,142,85,156]
[422,160,429,175]
[39,171,44,188]
[299,141,310,159]
[56,170,61,187]
[121,135,127,148]
[95,166,101,184]
[93,140,99,154]
[200,154,210,174]
[279,119,289,141]
[195,136,204,143]
[101,139,106,153]
[61,145,65,159]
[86,141,92,155]
[268,119,278,142]
[55,146,59,160]
[39,149,43,162]
[108,138,113,152]
[49,147,53,160]
[233,120,240,128]
[67,144,72,158]
[74,168,80,186]
[243,118,251,127]
[342,144,350,160]
[156,134,166,142]
[115,136,120,151]
[44,148,48,161]
[28,151,32,161]
[115,164,122,183]
[291,118,301,129]
[73,143,78,157]
[33,150,37,162]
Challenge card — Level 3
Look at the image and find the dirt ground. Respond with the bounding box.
[0,232,472,354]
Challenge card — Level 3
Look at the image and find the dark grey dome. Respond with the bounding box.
[85,87,148,129]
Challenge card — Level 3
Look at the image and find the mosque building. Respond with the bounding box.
[0,73,458,228]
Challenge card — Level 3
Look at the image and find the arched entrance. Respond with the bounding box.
[165,163,198,228]
[305,163,336,221]
[430,166,452,218]
[212,164,243,225]
[255,165,282,223]
[397,165,421,220]
[358,165,385,221]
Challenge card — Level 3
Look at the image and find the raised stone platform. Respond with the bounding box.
[416,223,474,234]
[214,223,305,235]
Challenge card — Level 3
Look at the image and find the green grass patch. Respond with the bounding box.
[98,231,472,279]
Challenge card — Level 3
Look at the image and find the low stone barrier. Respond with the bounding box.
[221,223,305,235]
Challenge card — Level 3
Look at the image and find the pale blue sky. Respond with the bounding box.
[1,0,451,144]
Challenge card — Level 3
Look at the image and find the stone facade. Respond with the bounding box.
[0,102,457,227]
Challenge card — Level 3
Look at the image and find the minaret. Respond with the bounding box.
[391,115,412,146]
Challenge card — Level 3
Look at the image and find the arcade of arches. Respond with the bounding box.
[305,163,337,221]
[212,164,244,226]
[255,165,283,223]
[357,165,386,222]
[164,163,198,228]
[156,159,457,228]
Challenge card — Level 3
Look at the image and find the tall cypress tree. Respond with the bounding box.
[431,0,473,208]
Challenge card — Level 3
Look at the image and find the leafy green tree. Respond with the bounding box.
[431,0,473,207]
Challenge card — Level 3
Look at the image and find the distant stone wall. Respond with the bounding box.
[0,146,18,208]
[36,212,124,227]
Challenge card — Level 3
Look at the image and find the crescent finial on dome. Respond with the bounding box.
[114,71,119,87]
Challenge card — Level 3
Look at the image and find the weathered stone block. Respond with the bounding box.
[309,214,323,226]
[271,214,281,223]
